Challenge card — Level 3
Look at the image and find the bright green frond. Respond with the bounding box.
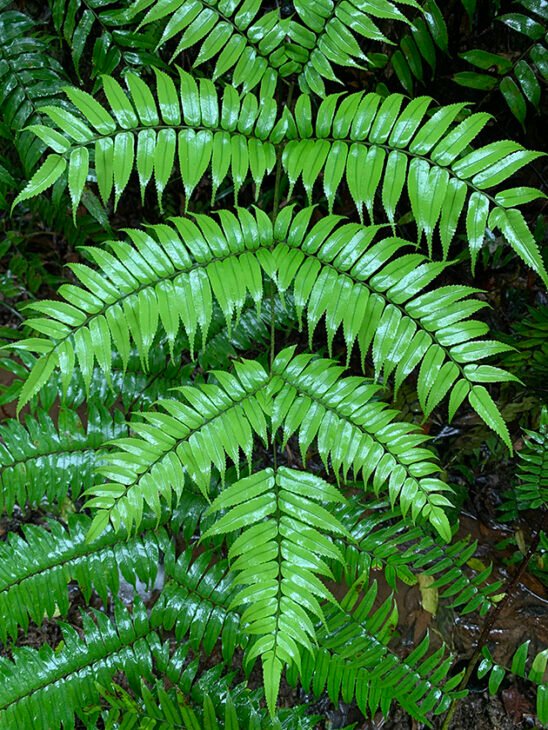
[203,465,349,716]
[14,208,514,442]
[13,69,279,211]
[270,349,454,540]
[85,358,269,535]
[0,405,126,513]
[282,91,546,280]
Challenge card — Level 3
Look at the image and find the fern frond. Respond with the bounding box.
[203,465,350,716]
[0,599,159,729]
[129,0,285,93]
[293,582,465,722]
[85,357,270,537]
[12,209,516,443]
[333,498,503,615]
[269,349,454,539]
[288,0,418,97]
[515,407,548,512]
[501,304,548,392]
[389,2,447,95]
[0,405,126,513]
[49,0,157,83]
[282,91,547,278]
[454,0,547,126]
[477,641,548,726]
[501,407,547,520]
[0,511,173,642]
[93,683,266,730]
[151,547,243,661]
[0,6,68,171]
[14,68,279,211]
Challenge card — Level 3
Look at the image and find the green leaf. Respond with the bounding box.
[500,76,527,125]
[12,155,67,210]
[468,385,512,451]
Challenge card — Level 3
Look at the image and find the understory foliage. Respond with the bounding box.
[0,0,547,728]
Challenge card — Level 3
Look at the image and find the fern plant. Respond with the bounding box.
[0,0,547,727]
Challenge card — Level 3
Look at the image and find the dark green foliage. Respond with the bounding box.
[0,0,546,727]
[0,2,68,171]
[453,0,547,126]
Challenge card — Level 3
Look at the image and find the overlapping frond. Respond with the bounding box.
[85,357,269,538]
[0,4,68,171]
[282,92,547,279]
[0,512,170,641]
[14,69,280,212]
[129,0,284,93]
[151,547,243,661]
[127,0,418,97]
[49,0,157,82]
[12,208,516,445]
[0,405,126,513]
[292,582,465,722]
[269,348,454,539]
[203,466,350,715]
[332,498,503,615]
[288,0,418,97]
[94,684,266,730]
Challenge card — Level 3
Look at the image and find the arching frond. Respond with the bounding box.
[14,69,279,211]
[12,209,515,445]
[269,349,454,539]
[0,405,126,513]
[282,92,547,279]
[294,581,465,722]
[202,466,350,716]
